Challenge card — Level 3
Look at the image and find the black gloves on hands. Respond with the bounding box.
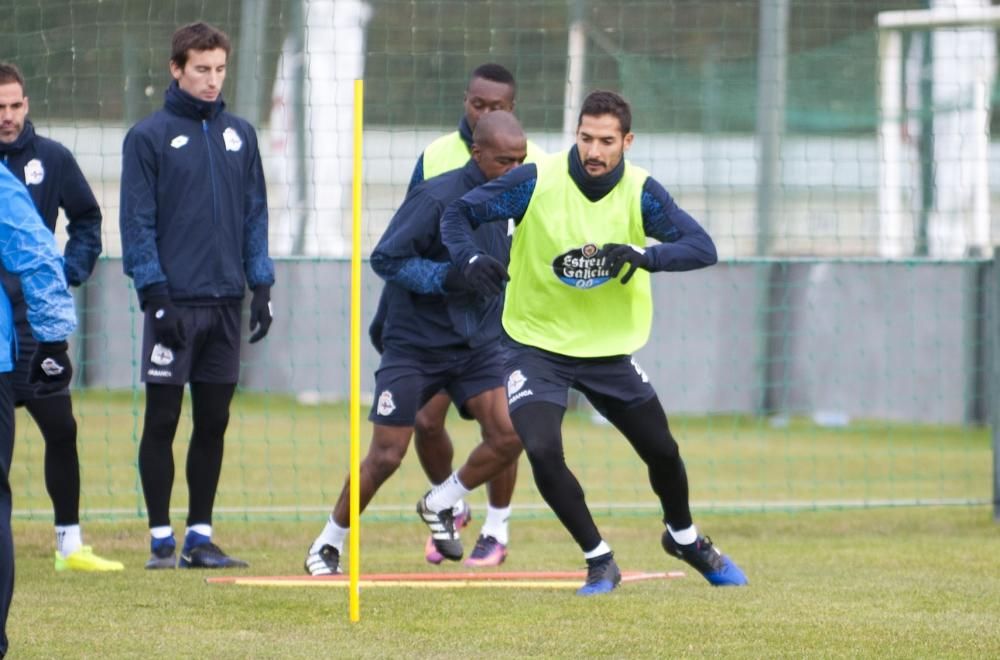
[29,340,73,395]
[147,295,187,349]
[601,243,650,285]
[249,286,273,344]
[462,254,509,298]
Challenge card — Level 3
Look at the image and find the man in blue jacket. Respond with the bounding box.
[0,62,120,572]
[303,111,526,575]
[0,163,78,658]
[120,22,275,570]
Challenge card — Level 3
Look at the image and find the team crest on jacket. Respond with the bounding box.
[552,243,612,289]
[170,135,189,149]
[223,127,243,152]
[23,159,44,185]
[376,390,396,416]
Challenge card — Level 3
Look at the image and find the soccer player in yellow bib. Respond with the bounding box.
[371,64,543,567]
[439,90,748,595]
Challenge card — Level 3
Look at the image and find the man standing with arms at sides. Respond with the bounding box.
[303,112,526,575]
[120,22,275,570]
[0,62,121,572]
[371,63,543,567]
[441,90,748,595]
[0,163,78,658]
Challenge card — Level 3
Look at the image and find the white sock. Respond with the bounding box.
[187,523,212,539]
[668,524,698,546]
[311,514,349,554]
[150,526,174,540]
[424,473,471,512]
[584,540,612,560]
[480,506,511,545]
[55,525,82,557]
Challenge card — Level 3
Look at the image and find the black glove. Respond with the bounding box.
[147,295,187,349]
[249,286,273,344]
[442,266,473,293]
[601,243,650,285]
[29,341,73,395]
[462,254,509,298]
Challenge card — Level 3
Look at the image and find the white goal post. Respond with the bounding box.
[878,4,1000,257]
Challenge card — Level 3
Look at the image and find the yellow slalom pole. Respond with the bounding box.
[349,78,364,623]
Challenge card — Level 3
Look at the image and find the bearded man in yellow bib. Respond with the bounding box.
[439,90,748,596]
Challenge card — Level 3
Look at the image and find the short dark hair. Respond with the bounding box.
[578,90,632,135]
[170,22,232,70]
[468,63,516,94]
[0,62,25,91]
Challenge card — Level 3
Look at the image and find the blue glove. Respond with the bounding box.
[29,341,73,395]
[601,243,650,285]
[249,286,273,344]
[462,254,509,298]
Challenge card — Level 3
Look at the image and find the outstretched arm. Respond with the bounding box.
[440,163,537,268]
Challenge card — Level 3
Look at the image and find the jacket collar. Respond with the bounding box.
[164,81,225,120]
[0,119,36,156]
[567,144,626,202]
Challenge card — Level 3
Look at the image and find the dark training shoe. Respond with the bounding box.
[661,532,748,586]
[178,542,249,569]
[145,542,177,570]
[304,544,342,576]
[416,494,463,561]
[576,552,621,596]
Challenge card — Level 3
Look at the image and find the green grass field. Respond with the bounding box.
[5,391,1000,657]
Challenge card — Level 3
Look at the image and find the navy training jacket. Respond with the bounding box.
[119,82,274,306]
[0,120,102,287]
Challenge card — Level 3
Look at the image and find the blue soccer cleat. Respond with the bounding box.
[661,532,748,586]
[178,541,248,569]
[576,552,621,596]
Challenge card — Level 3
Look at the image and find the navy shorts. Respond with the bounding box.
[369,346,504,426]
[141,302,242,385]
[502,339,656,415]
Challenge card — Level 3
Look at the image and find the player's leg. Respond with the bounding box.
[25,395,122,571]
[585,357,747,587]
[413,391,473,564]
[0,374,15,657]
[178,303,247,569]
[138,383,185,567]
[416,350,520,563]
[138,300,196,569]
[305,423,416,576]
[305,350,430,575]
[509,399,620,595]
[177,380,244,568]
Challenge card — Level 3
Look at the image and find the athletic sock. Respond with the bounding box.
[480,506,511,545]
[584,540,612,560]
[667,524,699,546]
[183,525,213,553]
[55,524,82,557]
[150,526,175,553]
[424,472,471,513]
[311,514,349,554]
